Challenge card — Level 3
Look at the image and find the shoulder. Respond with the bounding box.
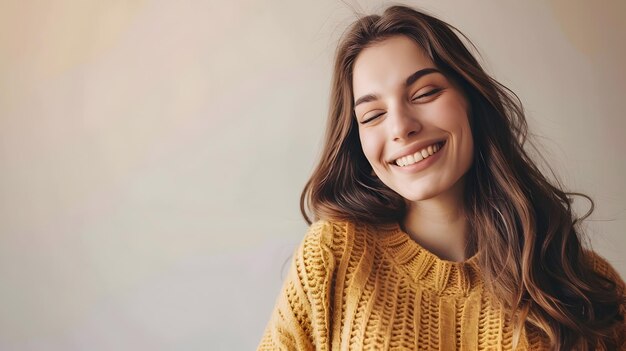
[583,250,626,348]
[305,219,351,242]
[302,219,387,254]
[299,219,386,271]
[584,249,625,290]
[295,220,348,265]
[300,219,354,261]
[302,219,350,247]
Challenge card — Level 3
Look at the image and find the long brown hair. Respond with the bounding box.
[299,5,624,350]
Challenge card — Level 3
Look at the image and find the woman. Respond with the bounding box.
[258,5,625,350]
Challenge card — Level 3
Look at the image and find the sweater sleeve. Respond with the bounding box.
[257,220,340,351]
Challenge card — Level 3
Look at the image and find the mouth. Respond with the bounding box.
[391,140,446,167]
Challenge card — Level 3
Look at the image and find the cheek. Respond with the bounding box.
[428,90,469,124]
[430,100,474,160]
[433,107,472,147]
[358,130,383,164]
[453,113,474,166]
[433,102,467,128]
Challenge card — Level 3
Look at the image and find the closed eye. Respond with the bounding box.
[412,88,443,101]
[360,88,444,124]
[362,112,385,124]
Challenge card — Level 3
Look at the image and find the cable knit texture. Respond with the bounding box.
[258,220,626,350]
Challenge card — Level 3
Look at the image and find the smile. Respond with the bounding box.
[394,141,446,167]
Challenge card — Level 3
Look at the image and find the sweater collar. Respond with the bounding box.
[377,222,482,296]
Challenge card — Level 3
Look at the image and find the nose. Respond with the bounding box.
[389,102,422,142]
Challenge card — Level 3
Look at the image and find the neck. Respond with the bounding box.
[401,178,469,262]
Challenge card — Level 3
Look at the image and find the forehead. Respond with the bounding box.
[352,35,435,95]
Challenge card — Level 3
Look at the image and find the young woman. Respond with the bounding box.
[258,5,625,350]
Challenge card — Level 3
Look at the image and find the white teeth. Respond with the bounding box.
[394,142,443,167]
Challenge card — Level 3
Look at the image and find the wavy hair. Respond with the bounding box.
[299,5,623,350]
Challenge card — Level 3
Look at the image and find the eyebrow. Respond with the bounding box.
[353,67,441,108]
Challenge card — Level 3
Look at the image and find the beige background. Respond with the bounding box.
[0,0,624,349]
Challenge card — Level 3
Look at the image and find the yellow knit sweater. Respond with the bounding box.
[257,220,626,350]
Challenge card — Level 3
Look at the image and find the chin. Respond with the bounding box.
[396,187,440,202]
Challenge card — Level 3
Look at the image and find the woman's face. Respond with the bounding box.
[352,35,474,202]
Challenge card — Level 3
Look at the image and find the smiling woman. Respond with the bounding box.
[353,36,474,262]
[354,36,473,233]
[257,5,625,350]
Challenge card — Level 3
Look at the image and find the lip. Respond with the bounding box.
[387,138,447,164]
[390,140,446,173]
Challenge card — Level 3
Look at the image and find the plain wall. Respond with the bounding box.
[0,0,624,350]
